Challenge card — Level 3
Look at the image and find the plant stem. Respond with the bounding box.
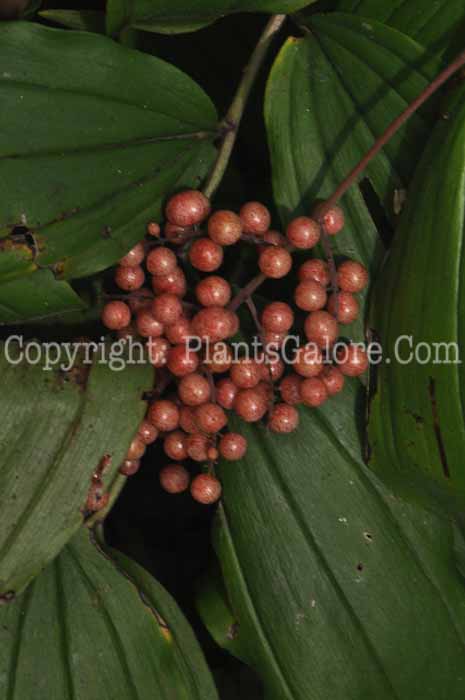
[202,14,287,200]
[228,47,465,313]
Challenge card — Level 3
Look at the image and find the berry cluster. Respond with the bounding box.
[101,190,369,506]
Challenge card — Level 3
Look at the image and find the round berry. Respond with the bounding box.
[101,301,131,330]
[208,210,243,245]
[234,388,268,422]
[147,337,170,367]
[138,421,159,445]
[216,378,238,409]
[294,345,323,378]
[187,433,209,461]
[165,315,192,344]
[179,406,197,434]
[194,403,227,433]
[146,247,177,276]
[230,359,261,389]
[136,309,164,338]
[178,373,211,406]
[120,242,145,267]
[268,403,299,433]
[256,380,274,402]
[280,374,302,405]
[240,201,271,235]
[337,344,369,376]
[189,238,223,272]
[151,267,186,296]
[295,280,327,312]
[203,342,233,373]
[286,217,320,249]
[115,264,145,292]
[337,260,369,293]
[315,204,344,235]
[263,330,286,348]
[321,365,345,395]
[164,431,188,461]
[208,447,219,461]
[148,400,180,432]
[167,344,199,377]
[258,246,292,279]
[166,190,210,227]
[261,302,294,333]
[327,292,359,325]
[196,276,231,307]
[160,464,190,494]
[147,222,161,237]
[192,307,235,343]
[300,377,328,407]
[127,437,146,460]
[152,293,183,325]
[298,259,330,286]
[266,356,285,382]
[191,473,222,504]
[219,433,247,461]
[304,311,339,348]
[119,459,140,476]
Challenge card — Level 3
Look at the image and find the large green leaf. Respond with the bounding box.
[0,341,153,596]
[0,22,217,280]
[198,382,465,699]
[367,90,465,513]
[0,529,218,699]
[106,0,315,36]
[335,0,465,58]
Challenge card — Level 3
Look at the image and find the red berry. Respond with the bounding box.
[166,190,210,227]
[268,403,299,433]
[208,447,219,461]
[115,265,145,292]
[295,280,327,312]
[203,342,233,373]
[219,433,247,461]
[146,247,177,276]
[192,307,235,343]
[266,356,285,382]
[280,374,302,405]
[208,210,243,245]
[196,276,231,307]
[263,230,286,246]
[101,301,131,330]
[187,433,209,461]
[163,431,188,461]
[298,259,330,286]
[337,344,369,376]
[258,246,292,279]
[216,378,238,409]
[315,204,344,235]
[320,366,345,395]
[294,345,323,378]
[240,201,271,235]
[167,344,199,377]
[128,288,153,313]
[286,217,320,249]
[119,459,140,476]
[261,302,294,333]
[151,267,186,296]
[256,380,274,402]
[165,315,192,344]
[234,388,268,422]
[179,406,197,434]
[152,293,183,325]
[263,330,286,348]
[147,337,170,367]
[136,309,164,338]
[189,238,223,272]
[160,464,190,494]
[178,373,211,406]
[304,311,339,348]
[337,260,369,293]
[300,377,328,407]
[120,242,145,267]
[230,359,261,389]
[138,421,159,445]
[191,473,222,504]
[127,437,146,460]
[327,292,359,325]
[194,403,227,433]
[148,400,180,432]
[164,222,190,245]
[147,222,161,237]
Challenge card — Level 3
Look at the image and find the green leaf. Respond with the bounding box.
[0,239,35,284]
[334,0,465,58]
[0,529,218,699]
[39,9,106,33]
[198,383,465,699]
[0,22,217,280]
[0,341,153,595]
[106,0,315,36]
[0,269,87,324]
[265,13,441,341]
[367,89,465,514]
